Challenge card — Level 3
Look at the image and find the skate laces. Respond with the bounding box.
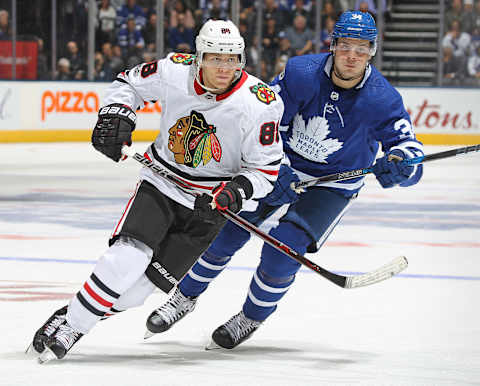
[224,312,261,343]
[155,289,196,325]
[55,323,82,350]
[43,314,66,337]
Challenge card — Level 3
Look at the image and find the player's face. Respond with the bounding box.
[333,37,372,83]
[201,53,240,93]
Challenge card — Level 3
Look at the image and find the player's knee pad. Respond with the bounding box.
[67,237,153,334]
[207,220,251,257]
[112,274,156,310]
[94,236,153,294]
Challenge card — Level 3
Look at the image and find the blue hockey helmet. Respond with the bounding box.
[332,11,377,55]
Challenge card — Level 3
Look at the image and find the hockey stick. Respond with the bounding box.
[121,146,407,289]
[292,144,480,192]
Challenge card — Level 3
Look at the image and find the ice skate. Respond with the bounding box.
[38,320,83,364]
[207,311,262,350]
[26,305,68,355]
[145,288,197,339]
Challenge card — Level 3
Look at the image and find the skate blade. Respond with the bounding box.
[25,342,41,356]
[205,340,222,351]
[38,347,57,364]
[144,329,156,340]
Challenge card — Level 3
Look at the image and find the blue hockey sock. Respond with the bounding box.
[242,267,295,321]
[179,251,231,297]
[242,222,310,321]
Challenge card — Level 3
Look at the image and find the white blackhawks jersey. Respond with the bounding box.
[103,52,284,209]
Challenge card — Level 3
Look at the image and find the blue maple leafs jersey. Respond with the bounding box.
[270,53,424,197]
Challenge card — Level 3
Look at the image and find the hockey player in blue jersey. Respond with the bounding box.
[145,11,425,349]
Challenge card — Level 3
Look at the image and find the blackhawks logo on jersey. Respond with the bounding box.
[249,83,276,105]
[170,53,195,65]
[168,110,222,167]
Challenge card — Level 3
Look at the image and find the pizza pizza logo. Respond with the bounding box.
[249,83,276,105]
[168,110,222,167]
[170,53,196,65]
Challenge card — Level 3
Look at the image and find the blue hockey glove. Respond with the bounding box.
[372,149,414,188]
[262,164,300,206]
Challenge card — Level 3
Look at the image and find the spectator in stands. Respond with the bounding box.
[169,0,195,30]
[36,38,50,80]
[118,15,145,58]
[239,0,255,22]
[321,0,338,24]
[97,0,117,46]
[467,43,480,84]
[318,16,336,52]
[102,41,124,78]
[55,58,72,81]
[288,0,310,25]
[445,0,463,31]
[117,0,147,28]
[285,14,314,57]
[279,0,312,12]
[0,10,10,40]
[94,52,113,81]
[442,19,472,64]
[168,12,195,53]
[273,30,295,77]
[264,0,287,27]
[443,46,465,85]
[198,0,229,22]
[262,15,281,79]
[143,11,159,53]
[66,41,85,79]
[354,0,387,16]
[461,0,476,34]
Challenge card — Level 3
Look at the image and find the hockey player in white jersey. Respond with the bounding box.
[27,19,284,363]
[144,11,425,350]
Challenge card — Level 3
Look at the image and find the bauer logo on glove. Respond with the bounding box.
[92,103,137,162]
[98,105,137,125]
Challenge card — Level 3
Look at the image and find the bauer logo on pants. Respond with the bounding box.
[151,262,178,286]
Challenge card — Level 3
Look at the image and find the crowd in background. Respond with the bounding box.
[0,0,479,86]
[442,0,480,86]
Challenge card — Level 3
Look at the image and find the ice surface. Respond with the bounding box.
[0,143,479,386]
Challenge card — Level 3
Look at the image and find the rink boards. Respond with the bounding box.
[0,81,479,145]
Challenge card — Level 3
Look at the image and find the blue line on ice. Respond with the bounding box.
[1,256,479,281]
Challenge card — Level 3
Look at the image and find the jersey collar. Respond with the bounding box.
[193,70,248,101]
[324,54,372,89]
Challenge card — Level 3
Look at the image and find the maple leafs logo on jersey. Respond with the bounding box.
[287,114,343,163]
[168,110,222,167]
[249,83,276,105]
[170,53,196,65]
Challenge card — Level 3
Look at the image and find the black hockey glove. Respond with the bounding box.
[92,103,136,162]
[194,176,253,224]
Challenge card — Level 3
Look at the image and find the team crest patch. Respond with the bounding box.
[249,83,276,105]
[170,53,195,65]
[168,110,222,167]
